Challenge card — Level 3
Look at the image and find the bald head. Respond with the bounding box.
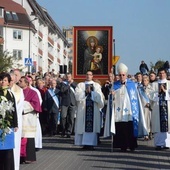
[14,69,22,83]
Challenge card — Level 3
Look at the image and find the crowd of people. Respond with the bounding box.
[0,60,170,169]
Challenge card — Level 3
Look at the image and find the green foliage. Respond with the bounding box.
[150,60,165,73]
[0,48,15,73]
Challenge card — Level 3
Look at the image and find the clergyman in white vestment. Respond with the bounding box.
[74,71,104,150]
[10,72,24,170]
[150,68,170,150]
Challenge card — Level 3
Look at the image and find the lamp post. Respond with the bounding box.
[112,39,116,75]
[28,17,37,72]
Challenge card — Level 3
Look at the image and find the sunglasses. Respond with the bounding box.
[119,74,125,76]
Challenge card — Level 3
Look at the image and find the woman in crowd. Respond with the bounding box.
[140,76,154,140]
[36,78,48,135]
[0,72,18,170]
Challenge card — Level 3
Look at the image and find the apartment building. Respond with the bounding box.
[0,0,69,74]
[63,26,73,73]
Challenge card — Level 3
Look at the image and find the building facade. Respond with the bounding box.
[62,26,73,73]
[0,0,69,75]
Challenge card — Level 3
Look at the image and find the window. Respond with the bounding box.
[13,50,22,60]
[12,12,18,21]
[6,11,12,20]
[69,44,73,48]
[0,8,3,18]
[38,56,43,67]
[13,30,22,40]
[69,49,73,53]
[0,27,3,37]
[67,38,73,44]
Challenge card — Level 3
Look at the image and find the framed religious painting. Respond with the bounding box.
[73,26,113,80]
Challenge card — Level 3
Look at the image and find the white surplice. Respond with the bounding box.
[104,82,148,138]
[150,79,170,147]
[30,86,43,149]
[104,85,132,137]
[11,84,24,170]
[74,81,104,146]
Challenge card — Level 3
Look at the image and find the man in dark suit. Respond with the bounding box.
[44,79,61,136]
[60,73,77,138]
[101,72,114,136]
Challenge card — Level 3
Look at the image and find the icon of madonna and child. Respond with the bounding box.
[83,36,104,75]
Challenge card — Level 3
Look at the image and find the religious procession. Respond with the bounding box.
[0,60,170,170]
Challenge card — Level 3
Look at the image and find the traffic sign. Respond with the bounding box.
[25,58,32,66]
[112,56,120,65]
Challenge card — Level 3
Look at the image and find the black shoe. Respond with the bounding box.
[53,132,57,136]
[89,146,95,150]
[82,145,88,150]
[155,146,162,150]
[121,148,127,152]
[61,133,65,137]
[82,145,94,150]
[61,131,65,137]
[49,131,57,136]
[49,133,53,137]
[20,161,26,164]
[163,147,169,149]
[65,131,71,138]
[98,139,101,144]
[66,134,71,138]
[129,148,135,152]
[35,148,40,152]
[20,157,26,164]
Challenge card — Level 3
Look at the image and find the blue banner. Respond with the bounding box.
[0,129,14,150]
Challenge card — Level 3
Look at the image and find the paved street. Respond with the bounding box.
[20,135,170,170]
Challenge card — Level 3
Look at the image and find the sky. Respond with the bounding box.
[37,0,170,75]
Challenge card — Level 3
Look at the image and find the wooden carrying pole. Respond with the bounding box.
[111,67,114,152]
[111,39,116,152]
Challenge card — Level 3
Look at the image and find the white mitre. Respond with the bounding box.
[117,63,128,74]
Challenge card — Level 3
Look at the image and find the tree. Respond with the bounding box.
[150,60,165,73]
[0,48,16,73]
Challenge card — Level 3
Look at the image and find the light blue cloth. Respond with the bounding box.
[138,86,150,104]
[48,88,59,108]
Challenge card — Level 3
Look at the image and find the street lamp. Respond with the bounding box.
[112,39,116,75]
[28,17,37,72]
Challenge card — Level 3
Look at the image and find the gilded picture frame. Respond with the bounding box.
[73,26,113,80]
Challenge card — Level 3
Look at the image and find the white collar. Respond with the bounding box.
[158,79,167,83]
[85,80,94,84]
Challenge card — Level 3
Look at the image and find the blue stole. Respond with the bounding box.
[63,81,67,84]
[158,83,168,132]
[85,84,94,132]
[138,86,150,103]
[48,88,59,108]
[114,79,139,137]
